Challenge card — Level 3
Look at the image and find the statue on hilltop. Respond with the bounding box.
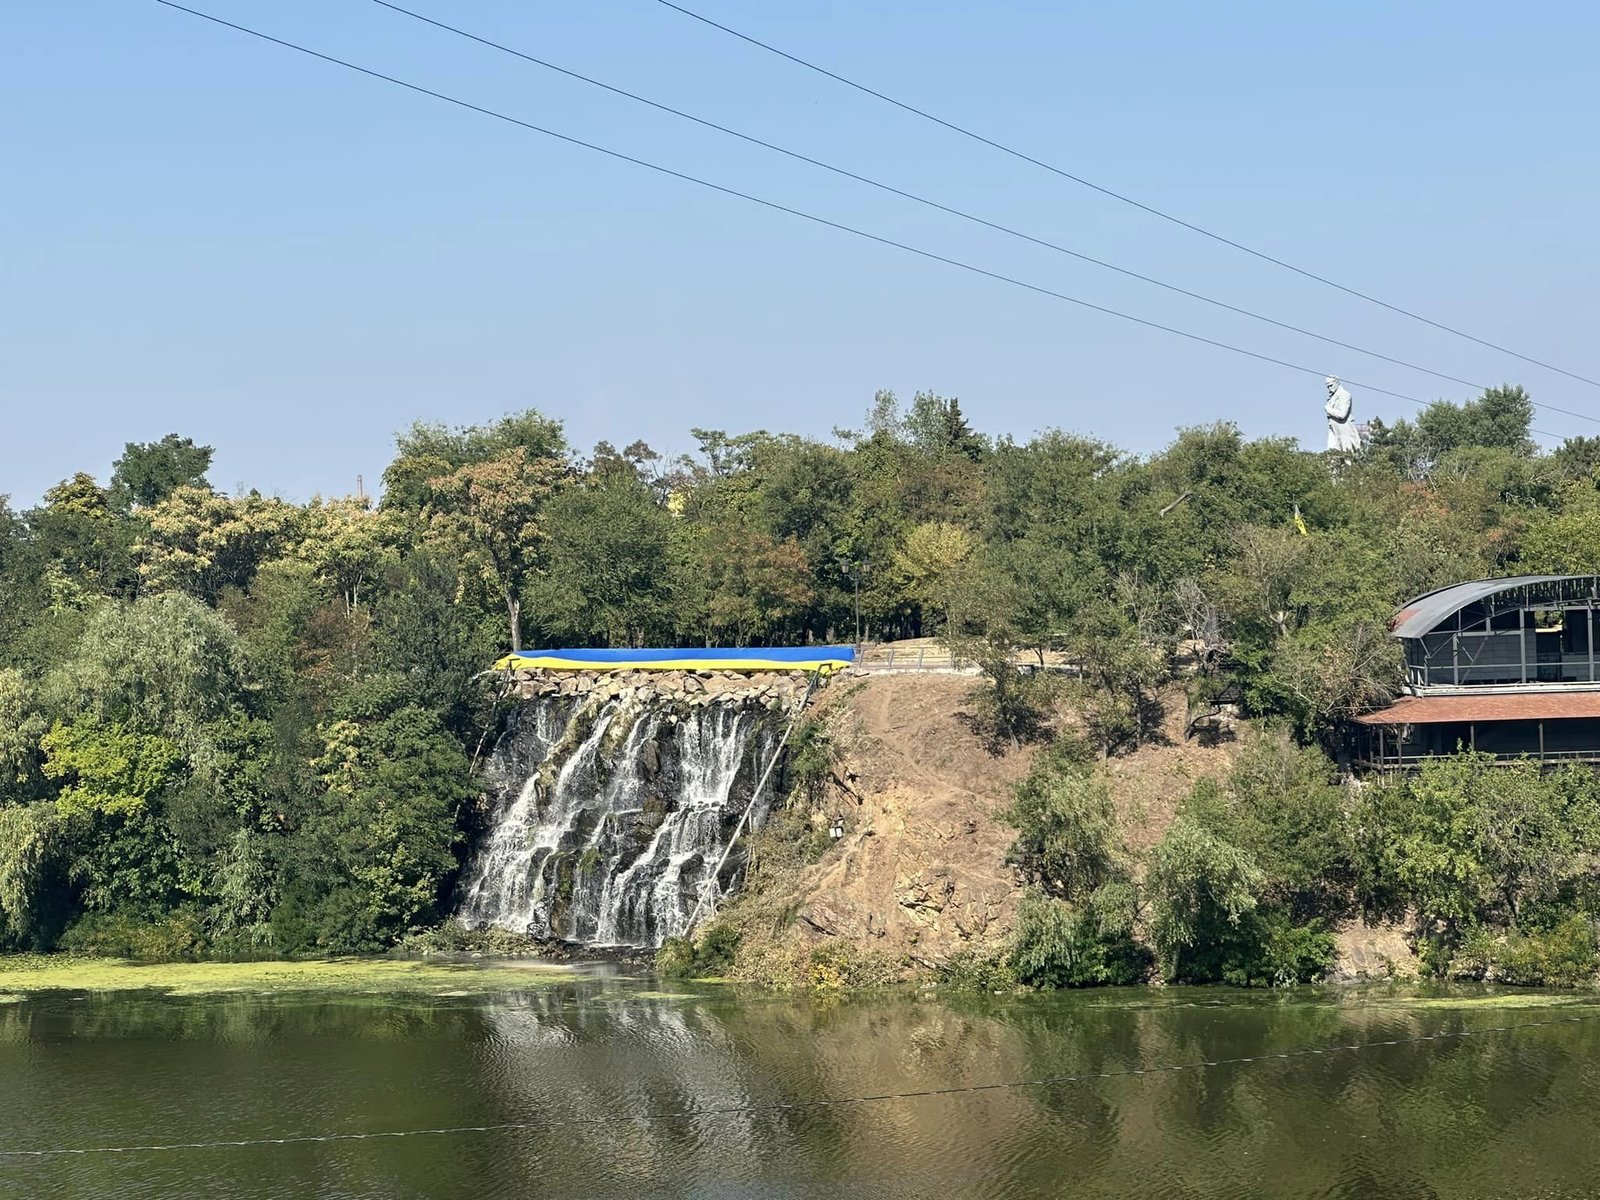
[1325,376,1361,454]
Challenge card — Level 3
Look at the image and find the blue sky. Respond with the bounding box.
[5,1,1598,504]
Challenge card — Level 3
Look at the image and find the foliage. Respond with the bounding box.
[1145,816,1265,981]
[965,648,1055,753]
[422,447,563,652]
[5,386,1600,976]
[784,715,837,808]
[938,947,1019,992]
[0,804,70,949]
[1005,741,1117,901]
[1357,755,1595,933]
[109,434,213,510]
[656,923,742,978]
[1010,889,1151,988]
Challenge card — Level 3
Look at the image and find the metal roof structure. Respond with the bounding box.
[1354,692,1600,725]
[1389,575,1578,640]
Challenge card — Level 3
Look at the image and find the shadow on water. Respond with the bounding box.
[2,981,1599,1199]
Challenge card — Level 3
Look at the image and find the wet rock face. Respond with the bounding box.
[457,692,782,947]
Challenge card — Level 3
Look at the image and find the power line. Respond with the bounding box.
[653,0,1600,393]
[3,1008,1596,1158]
[369,0,1540,410]
[150,1,1565,437]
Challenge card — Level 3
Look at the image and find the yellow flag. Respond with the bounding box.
[1293,504,1309,537]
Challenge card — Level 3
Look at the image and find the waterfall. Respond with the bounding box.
[457,693,781,947]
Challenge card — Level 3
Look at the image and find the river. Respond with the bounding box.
[2,970,1598,1198]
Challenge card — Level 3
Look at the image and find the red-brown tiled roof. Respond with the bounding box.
[1354,691,1600,725]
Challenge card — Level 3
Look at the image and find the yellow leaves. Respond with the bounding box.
[420,448,564,618]
[313,719,364,796]
[893,520,974,586]
[891,521,975,625]
[136,486,300,599]
[291,496,405,609]
[42,473,114,521]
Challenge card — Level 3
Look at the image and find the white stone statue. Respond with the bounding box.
[1325,376,1360,454]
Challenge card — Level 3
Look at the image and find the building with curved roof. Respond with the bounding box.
[1354,575,1600,769]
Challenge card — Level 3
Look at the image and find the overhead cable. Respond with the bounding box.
[370,0,1559,410]
[149,1,1566,438]
[653,0,1600,392]
[4,1008,1597,1157]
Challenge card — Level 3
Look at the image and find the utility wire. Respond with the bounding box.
[654,0,1600,393]
[151,2,1568,437]
[3,1009,1596,1158]
[369,0,1545,412]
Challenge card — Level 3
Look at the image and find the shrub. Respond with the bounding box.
[655,922,742,978]
[59,906,209,960]
[1009,891,1151,989]
[1005,741,1116,902]
[939,948,1018,993]
[805,941,899,991]
[1493,917,1599,988]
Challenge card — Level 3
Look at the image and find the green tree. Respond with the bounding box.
[109,434,214,510]
[532,457,674,645]
[0,803,70,949]
[1005,742,1117,901]
[1145,816,1264,981]
[281,693,469,951]
[422,448,563,652]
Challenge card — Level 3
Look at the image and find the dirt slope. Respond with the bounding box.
[728,673,1239,980]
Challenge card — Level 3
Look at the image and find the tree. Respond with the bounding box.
[288,695,470,950]
[1145,816,1264,980]
[48,593,246,755]
[109,434,213,510]
[381,410,566,512]
[422,448,563,652]
[1519,483,1600,574]
[29,473,133,601]
[40,720,184,819]
[533,460,674,646]
[0,803,69,949]
[1005,743,1118,901]
[892,520,974,633]
[0,669,49,804]
[291,495,405,615]
[137,487,300,602]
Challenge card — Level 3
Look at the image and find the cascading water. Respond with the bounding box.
[457,693,781,947]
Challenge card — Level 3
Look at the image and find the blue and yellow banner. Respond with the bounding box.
[494,646,856,674]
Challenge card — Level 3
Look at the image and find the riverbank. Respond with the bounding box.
[0,953,577,998]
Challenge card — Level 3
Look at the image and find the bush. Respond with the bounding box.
[939,948,1018,993]
[1009,891,1151,989]
[655,922,742,978]
[58,906,209,960]
[1005,740,1116,902]
[1172,910,1337,987]
[785,716,836,807]
[805,941,899,991]
[1483,917,1599,988]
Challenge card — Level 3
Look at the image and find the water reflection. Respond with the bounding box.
[0,982,1598,1199]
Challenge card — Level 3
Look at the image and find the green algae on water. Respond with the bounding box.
[0,954,574,997]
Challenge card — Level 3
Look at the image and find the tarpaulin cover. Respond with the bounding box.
[493,646,856,673]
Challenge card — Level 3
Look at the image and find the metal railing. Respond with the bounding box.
[1356,748,1600,771]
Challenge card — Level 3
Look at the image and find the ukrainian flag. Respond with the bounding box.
[493,646,856,674]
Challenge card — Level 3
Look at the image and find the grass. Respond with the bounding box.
[0,953,575,998]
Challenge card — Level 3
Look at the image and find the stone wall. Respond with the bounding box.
[506,667,829,714]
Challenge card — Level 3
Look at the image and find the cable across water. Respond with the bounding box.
[4,1008,1596,1159]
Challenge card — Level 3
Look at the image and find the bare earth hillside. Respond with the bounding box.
[728,674,1240,980]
